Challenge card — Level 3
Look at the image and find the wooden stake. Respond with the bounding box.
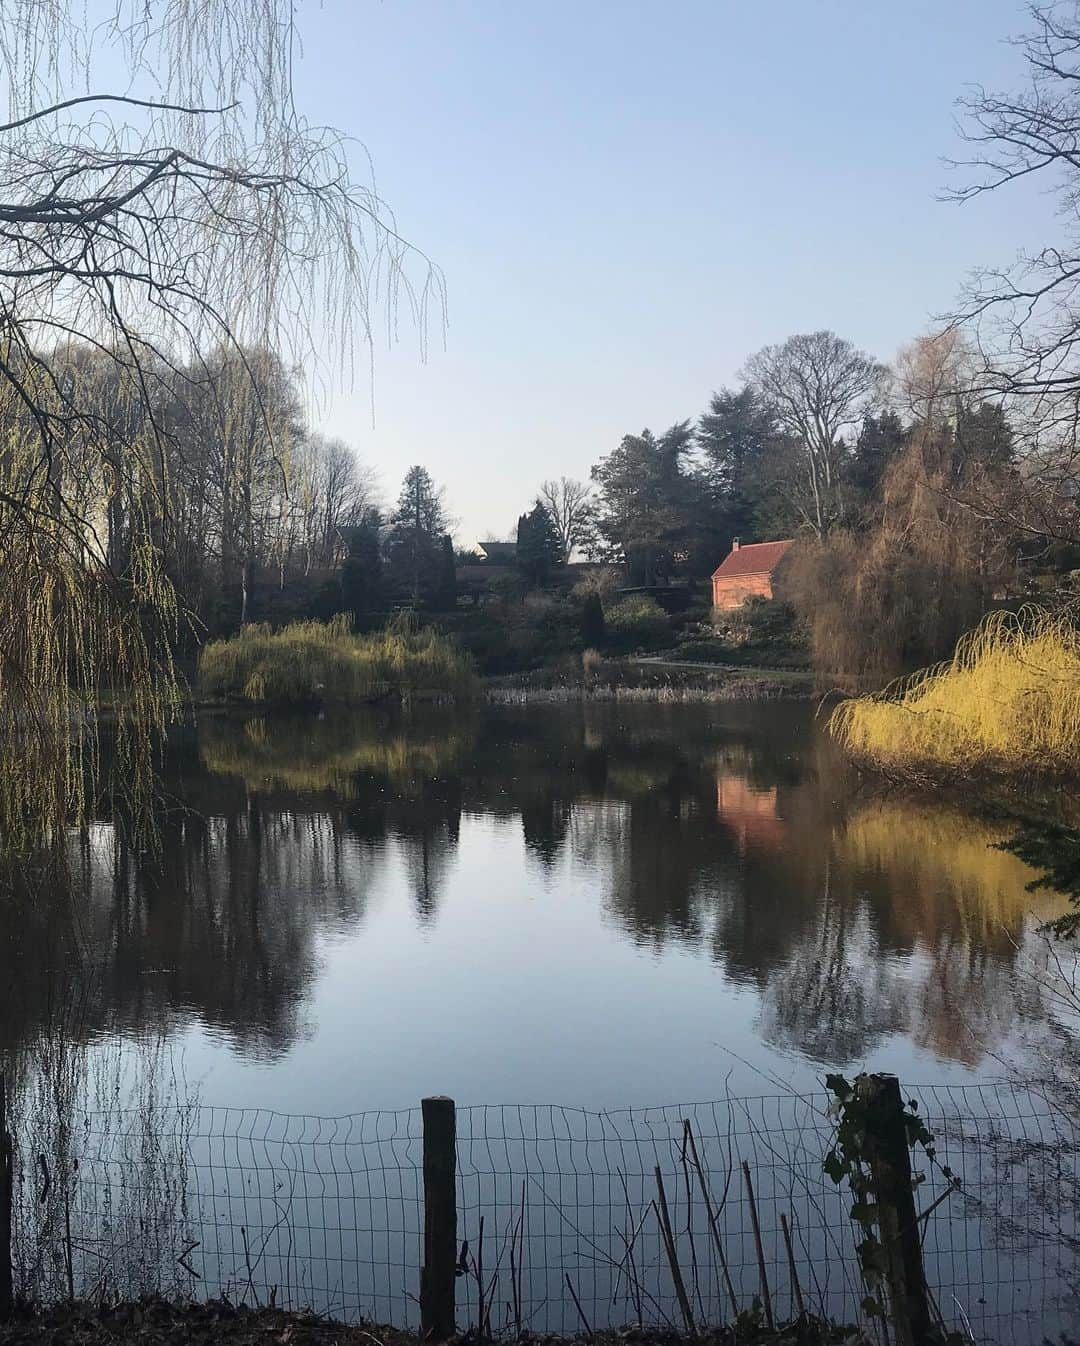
[742,1160,773,1329]
[682,1119,739,1319]
[420,1096,457,1339]
[856,1075,935,1346]
[780,1212,805,1318]
[654,1167,696,1336]
[565,1273,594,1340]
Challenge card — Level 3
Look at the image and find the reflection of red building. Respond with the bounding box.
[716,775,785,851]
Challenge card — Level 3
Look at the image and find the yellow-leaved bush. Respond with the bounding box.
[830,606,1080,774]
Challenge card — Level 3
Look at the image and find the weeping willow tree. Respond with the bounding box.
[782,428,1013,688]
[0,1,441,846]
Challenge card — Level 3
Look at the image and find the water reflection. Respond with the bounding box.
[0,703,1070,1084]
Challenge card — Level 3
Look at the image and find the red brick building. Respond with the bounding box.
[711,538,793,610]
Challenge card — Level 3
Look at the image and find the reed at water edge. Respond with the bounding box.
[829,605,1080,777]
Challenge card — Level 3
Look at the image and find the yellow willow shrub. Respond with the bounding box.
[197,613,475,705]
[831,606,1080,773]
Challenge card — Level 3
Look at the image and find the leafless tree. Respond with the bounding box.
[0,0,442,842]
[538,477,593,563]
[943,1,1080,547]
[742,331,886,534]
[895,330,978,427]
[285,434,377,575]
[948,2,1080,403]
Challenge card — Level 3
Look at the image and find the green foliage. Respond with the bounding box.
[846,412,907,515]
[516,502,562,586]
[823,1074,959,1327]
[384,466,450,605]
[197,614,475,705]
[433,534,457,610]
[340,509,383,622]
[998,820,1080,939]
[694,386,783,564]
[591,423,695,585]
[437,593,582,675]
[605,594,670,642]
[708,597,806,663]
[580,591,605,645]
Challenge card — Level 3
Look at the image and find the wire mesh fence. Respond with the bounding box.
[7,1081,1078,1344]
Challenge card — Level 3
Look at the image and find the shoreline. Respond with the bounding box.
[167,659,815,713]
[483,678,809,703]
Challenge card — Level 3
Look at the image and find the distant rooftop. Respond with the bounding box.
[711,539,793,580]
[477,540,517,563]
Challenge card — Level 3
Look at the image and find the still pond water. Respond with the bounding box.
[5,699,1068,1111]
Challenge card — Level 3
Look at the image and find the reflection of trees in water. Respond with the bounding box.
[757,895,907,1063]
[2,709,484,1066]
[754,801,1069,1065]
[171,709,1080,1067]
[559,723,1069,1069]
[1,800,383,1067]
[199,710,473,797]
[3,701,1070,1083]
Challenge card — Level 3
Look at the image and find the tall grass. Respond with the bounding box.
[830,606,1080,776]
[197,613,475,705]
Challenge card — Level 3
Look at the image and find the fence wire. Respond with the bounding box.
[9,1082,1078,1344]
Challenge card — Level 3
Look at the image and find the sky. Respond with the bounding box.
[291,0,1055,545]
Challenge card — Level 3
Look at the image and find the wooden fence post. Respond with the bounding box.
[0,1074,13,1318]
[420,1096,456,1339]
[857,1074,934,1346]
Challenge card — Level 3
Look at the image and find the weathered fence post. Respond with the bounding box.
[857,1074,934,1346]
[0,1074,13,1318]
[420,1096,456,1339]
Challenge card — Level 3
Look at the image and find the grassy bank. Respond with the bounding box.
[831,606,1080,779]
[197,615,475,706]
[0,1300,872,1346]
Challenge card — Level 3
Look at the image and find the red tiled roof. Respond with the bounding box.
[711,539,794,581]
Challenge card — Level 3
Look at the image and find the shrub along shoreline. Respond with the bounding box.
[197,614,475,706]
[194,615,813,709]
[830,606,1080,782]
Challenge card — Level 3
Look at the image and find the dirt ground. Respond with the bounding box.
[0,1299,871,1345]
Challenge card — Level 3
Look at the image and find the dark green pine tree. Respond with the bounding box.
[590,422,694,585]
[847,411,907,519]
[432,533,458,610]
[516,502,562,586]
[694,387,779,561]
[385,465,449,605]
[340,507,383,626]
[954,402,1015,473]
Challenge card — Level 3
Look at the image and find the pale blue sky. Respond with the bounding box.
[296,1,1051,543]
